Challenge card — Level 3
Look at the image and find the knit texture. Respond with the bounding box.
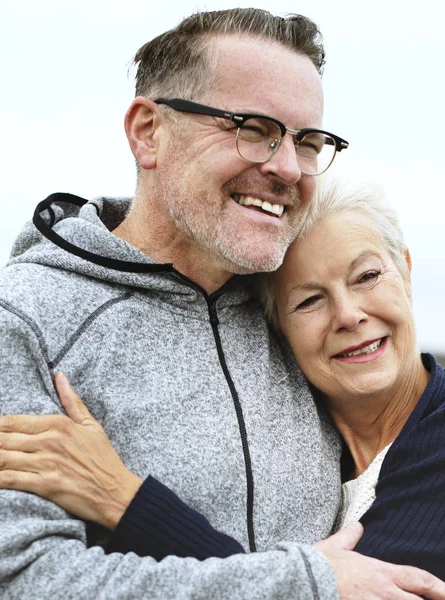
[0,194,341,599]
[357,353,445,580]
[108,475,246,559]
[334,444,391,530]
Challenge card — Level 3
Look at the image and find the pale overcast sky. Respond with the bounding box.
[1,0,445,351]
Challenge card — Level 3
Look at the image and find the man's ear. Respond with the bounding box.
[124,97,163,170]
[404,248,412,272]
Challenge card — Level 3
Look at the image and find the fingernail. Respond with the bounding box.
[56,371,69,386]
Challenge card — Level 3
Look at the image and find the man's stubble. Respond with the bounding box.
[158,133,305,276]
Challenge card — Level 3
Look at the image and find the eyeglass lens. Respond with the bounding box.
[235,117,337,175]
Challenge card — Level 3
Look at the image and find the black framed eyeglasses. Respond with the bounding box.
[155,97,349,176]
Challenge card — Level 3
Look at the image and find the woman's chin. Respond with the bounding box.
[335,373,396,403]
[323,357,399,404]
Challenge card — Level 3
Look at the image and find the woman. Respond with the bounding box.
[266,181,441,551]
[1,181,444,575]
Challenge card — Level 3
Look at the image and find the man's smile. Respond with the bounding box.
[231,193,286,217]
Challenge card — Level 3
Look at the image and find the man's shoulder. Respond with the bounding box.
[0,262,127,336]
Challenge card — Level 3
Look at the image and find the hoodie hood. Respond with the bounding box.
[8,193,254,303]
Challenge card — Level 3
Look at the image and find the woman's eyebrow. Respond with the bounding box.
[287,251,381,295]
[288,281,321,294]
[349,250,380,272]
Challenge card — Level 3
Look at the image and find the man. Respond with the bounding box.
[0,8,443,599]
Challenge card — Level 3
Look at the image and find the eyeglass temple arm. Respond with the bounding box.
[323,136,349,152]
[155,98,234,120]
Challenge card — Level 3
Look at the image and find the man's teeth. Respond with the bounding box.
[342,339,383,357]
[235,194,284,217]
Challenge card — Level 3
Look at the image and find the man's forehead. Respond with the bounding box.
[208,33,315,75]
[205,34,324,126]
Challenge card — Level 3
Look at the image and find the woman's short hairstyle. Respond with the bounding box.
[262,179,410,331]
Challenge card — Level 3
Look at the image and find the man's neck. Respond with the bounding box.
[112,199,233,294]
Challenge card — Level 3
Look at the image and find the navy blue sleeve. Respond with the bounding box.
[355,401,445,580]
[107,475,245,561]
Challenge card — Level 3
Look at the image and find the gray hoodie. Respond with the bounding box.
[0,194,341,599]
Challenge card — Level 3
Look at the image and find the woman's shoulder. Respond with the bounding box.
[418,352,445,414]
[382,352,445,473]
[396,353,445,432]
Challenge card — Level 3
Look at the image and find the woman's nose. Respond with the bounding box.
[332,296,367,332]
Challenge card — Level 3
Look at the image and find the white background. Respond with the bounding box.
[1,0,444,351]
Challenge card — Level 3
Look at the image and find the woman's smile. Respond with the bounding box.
[332,336,388,363]
[275,210,420,405]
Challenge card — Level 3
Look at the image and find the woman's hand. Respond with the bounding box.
[0,373,142,529]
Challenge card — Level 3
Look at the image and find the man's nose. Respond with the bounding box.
[258,136,302,185]
[332,296,367,332]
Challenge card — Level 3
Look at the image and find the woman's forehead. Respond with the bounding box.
[293,212,382,256]
[279,212,388,285]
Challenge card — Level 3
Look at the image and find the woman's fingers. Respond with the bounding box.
[0,374,142,528]
[0,373,98,434]
[0,413,66,435]
[0,469,42,494]
[0,448,40,472]
[55,372,95,425]
[0,431,41,453]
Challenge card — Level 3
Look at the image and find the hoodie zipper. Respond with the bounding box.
[33,194,257,552]
[207,297,257,553]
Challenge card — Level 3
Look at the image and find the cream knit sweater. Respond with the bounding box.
[335,444,392,531]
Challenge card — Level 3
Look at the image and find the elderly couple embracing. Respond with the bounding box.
[1,8,445,600]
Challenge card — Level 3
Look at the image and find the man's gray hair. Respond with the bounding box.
[262,179,410,331]
[133,8,325,101]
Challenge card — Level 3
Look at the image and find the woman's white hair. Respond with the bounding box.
[262,178,410,331]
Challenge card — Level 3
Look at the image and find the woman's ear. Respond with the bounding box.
[404,249,412,273]
[124,97,163,171]
[403,248,413,302]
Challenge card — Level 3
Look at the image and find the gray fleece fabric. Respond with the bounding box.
[0,196,341,599]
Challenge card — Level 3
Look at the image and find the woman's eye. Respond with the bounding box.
[357,270,380,284]
[295,295,322,310]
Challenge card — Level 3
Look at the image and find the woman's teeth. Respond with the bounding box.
[233,194,284,217]
[342,338,383,357]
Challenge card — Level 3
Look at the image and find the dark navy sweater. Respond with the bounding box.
[107,474,245,560]
[109,353,445,579]
[356,353,445,579]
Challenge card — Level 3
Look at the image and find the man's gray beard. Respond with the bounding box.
[159,133,301,274]
[211,228,293,274]
[167,196,295,275]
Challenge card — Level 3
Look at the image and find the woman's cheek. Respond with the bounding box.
[292,316,318,360]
